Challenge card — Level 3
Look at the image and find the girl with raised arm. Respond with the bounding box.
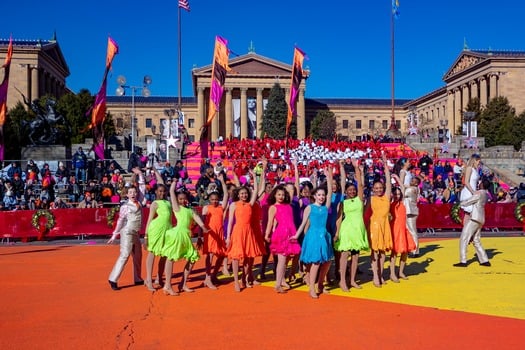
[334,158,369,291]
[388,175,416,282]
[226,160,266,292]
[264,184,302,293]
[201,173,229,289]
[161,181,208,296]
[291,165,334,299]
[143,167,170,291]
[367,152,393,287]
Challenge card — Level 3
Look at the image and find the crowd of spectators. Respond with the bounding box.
[0,146,191,211]
[193,138,519,206]
[0,138,520,212]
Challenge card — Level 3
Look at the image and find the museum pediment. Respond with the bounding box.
[41,42,70,76]
[193,52,292,77]
[443,52,486,81]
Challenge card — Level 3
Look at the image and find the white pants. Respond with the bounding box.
[109,232,142,283]
[407,215,419,254]
[459,219,489,264]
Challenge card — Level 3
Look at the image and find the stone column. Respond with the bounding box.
[196,87,204,136]
[470,80,478,101]
[240,88,248,140]
[489,73,498,100]
[297,88,306,139]
[31,67,39,100]
[447,90,454,134]
[256,88,263,139]
[462,84,469,111]
[479,76,488,106]
[454,88,462,133]
[225,88,232,140]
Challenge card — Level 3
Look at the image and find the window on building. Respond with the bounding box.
[189,118,195,128]
[396,120,401,129]
[382,120,388,129]
[369,120,375,130]
[342,120,349,129]
[116,118,124,128]
[145,118,152,128]
[356,120,361,129]
[188,134,195,142]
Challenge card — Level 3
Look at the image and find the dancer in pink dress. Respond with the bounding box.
[264,185,301,293]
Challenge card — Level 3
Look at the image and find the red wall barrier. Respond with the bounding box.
[0,203,522,241]
[416,203,521,229]
[0,208,149,240]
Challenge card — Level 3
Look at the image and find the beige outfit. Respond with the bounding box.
[404,185,419,254]
[458,190,489,264]
[109,201,143,283]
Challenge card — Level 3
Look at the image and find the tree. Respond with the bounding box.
[310,110,336,140]
[56,89,94,144]
[260,82,296,139]
[3,102,29,160]
[478,96,525,150]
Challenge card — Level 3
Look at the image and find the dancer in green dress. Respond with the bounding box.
[161,181,208,296]
[335,158,369,291]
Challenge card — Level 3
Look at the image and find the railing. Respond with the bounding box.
[0,203,523,243]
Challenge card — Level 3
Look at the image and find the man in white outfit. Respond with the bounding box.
[453,179,491,267]
[107,168,146,290]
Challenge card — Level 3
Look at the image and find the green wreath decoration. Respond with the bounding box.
[107,205,120,228]
[31,210,56,231]
[514,202,525,223]
[450,203,462,225]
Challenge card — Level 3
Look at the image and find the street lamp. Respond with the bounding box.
[116,75,152,153]
[463,111,476,138]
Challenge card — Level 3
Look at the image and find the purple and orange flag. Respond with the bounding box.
[89,37,119,160]
[0,36,13,161]
[205,35,231,127]
[286,46,306,137]
[200,35,231,157]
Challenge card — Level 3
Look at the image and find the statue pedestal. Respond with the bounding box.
[21,145,69,162]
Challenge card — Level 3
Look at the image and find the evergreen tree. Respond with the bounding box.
[261,82,296,139]
[310,110,336,140]
[57,89,94,144]
[3,102,29,160]
[478,96,519,149]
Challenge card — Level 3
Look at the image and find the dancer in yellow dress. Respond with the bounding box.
[367,152,393,287]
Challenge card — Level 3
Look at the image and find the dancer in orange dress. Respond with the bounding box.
[388,183,416,282]
[226,161,266,292]
[367,152,393,288]
[201,173,228,289]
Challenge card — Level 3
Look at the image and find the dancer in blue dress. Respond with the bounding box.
[291,165,333,299]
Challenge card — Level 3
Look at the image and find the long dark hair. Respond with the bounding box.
[268,184,291,205]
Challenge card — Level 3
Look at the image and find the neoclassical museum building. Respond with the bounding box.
[3,37,525,146]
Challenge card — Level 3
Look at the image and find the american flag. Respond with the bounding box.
[179,0,190,11]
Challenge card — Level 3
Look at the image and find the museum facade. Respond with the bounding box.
[3,38,525,145]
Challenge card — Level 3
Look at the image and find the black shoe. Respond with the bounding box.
[134,280,145,286]
[453,262,467,267]
[108,280,120,290]
[480,261,491,267]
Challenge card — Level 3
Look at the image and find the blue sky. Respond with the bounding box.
[3,0,524,100]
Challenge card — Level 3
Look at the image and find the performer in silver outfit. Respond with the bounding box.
[453,179,491,267]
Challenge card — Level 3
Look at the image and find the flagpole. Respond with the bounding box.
[178,5,182,111]
[387,2,400,139]
[390,6,395,131]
